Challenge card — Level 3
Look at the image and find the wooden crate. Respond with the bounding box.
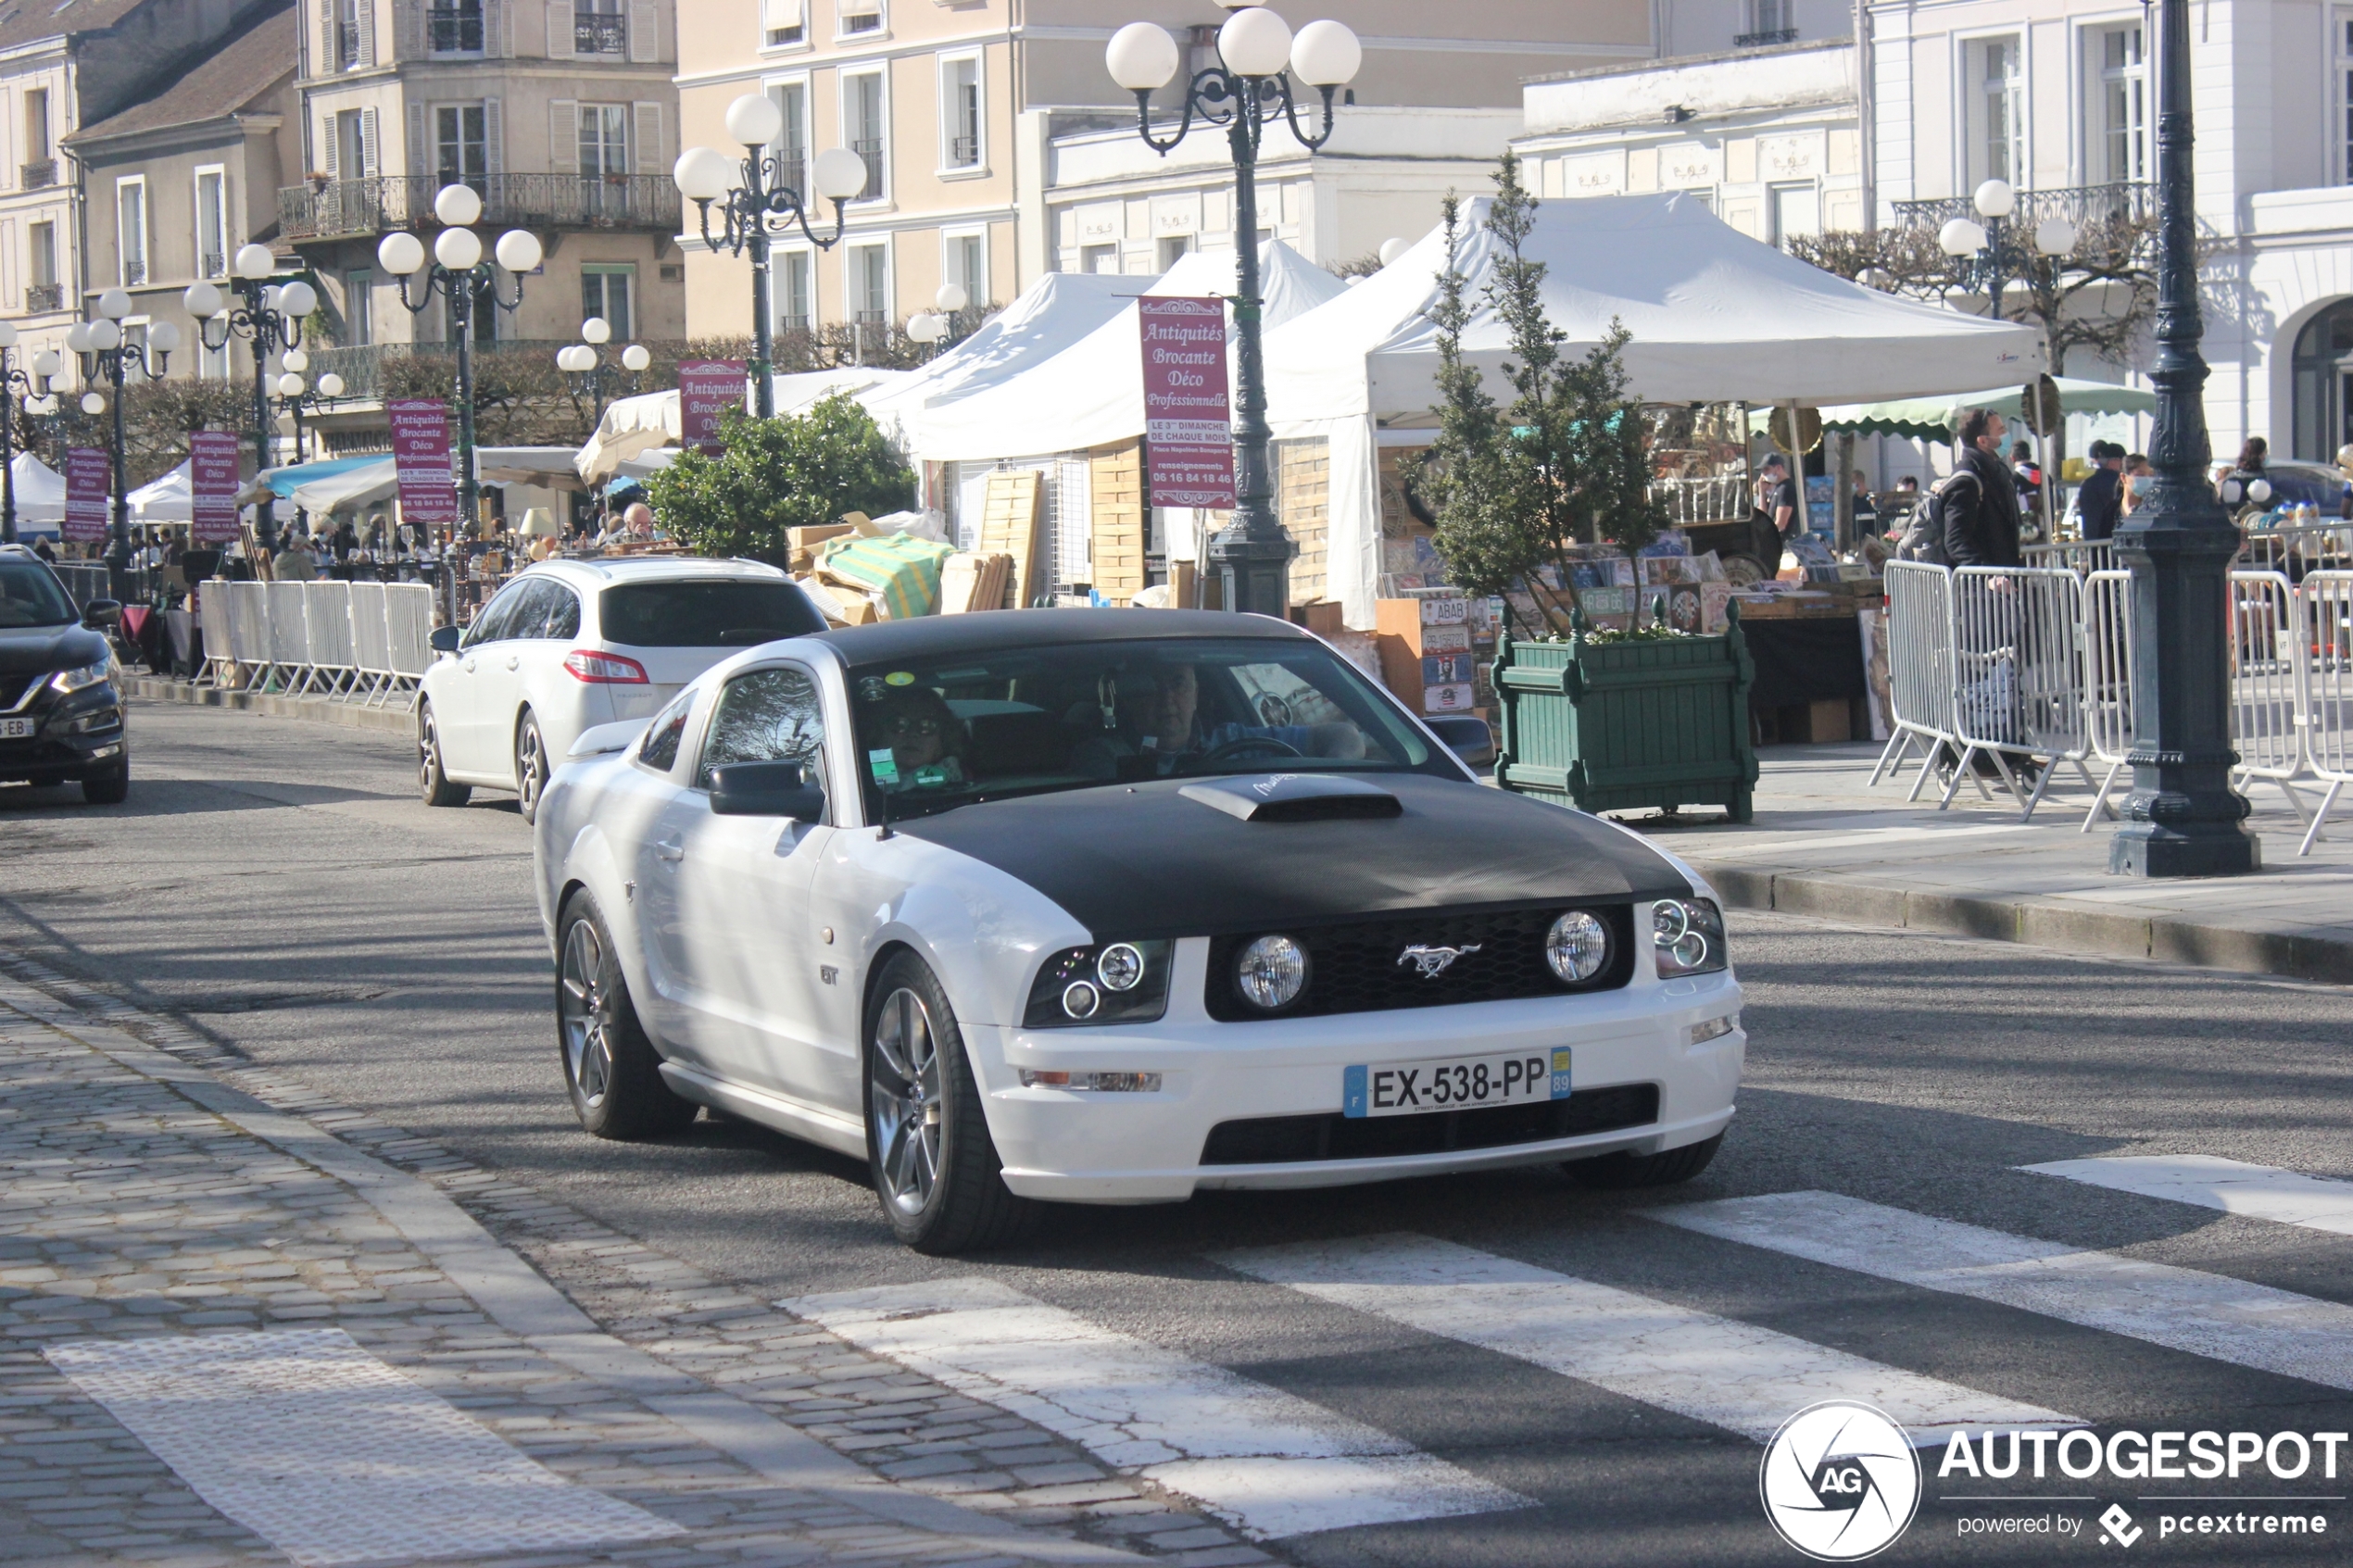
[1277,437,1331,606]
[976,470,1042,608]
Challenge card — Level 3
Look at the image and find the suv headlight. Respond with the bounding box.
[1653,897,1727,978]
[50,658,112,696]
[1024,940,1173,1027]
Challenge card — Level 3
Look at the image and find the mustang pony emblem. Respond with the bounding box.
[1397,943,1481,978]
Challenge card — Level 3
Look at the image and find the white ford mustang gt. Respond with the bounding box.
[534,609,1744,1254]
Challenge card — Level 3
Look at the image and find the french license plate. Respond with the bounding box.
[0,718,31,740]
[1343,1048,1570,1119]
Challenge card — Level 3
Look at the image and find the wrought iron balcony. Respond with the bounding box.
[23,282,63,312]
[121,259,146,286]
[1734,28,1797,45]
[1891,182,2153,234]
[278,172,682,241]
[201,251,227,279]
[429,6,484,52]
[19,159,55,190]
[949,134,979,167]
[574,12,625,54]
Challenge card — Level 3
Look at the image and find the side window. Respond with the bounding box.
[538,584,582,640]
[463,579,535,648]
[637,690,696,771]
[697,665,825,791]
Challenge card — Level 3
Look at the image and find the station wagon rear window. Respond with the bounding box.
[599,580,824,648]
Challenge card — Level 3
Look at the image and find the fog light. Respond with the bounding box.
[1019,1070,1164,1092]
[1062,981,1101,1020]
[1690,1013,1738,1044]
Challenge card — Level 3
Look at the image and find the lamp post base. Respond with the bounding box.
[2108,816,2261,877]
[1206,527,1294,621]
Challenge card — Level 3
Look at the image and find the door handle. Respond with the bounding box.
[653,838,685,863]
[461,658,476,672]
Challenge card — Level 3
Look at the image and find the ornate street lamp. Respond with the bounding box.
[903,282,970,361]
[0,323,58,545]
[186,245,314,555]
[271,349,350,467]
[557,315,651,427]
[1934,179,2078,325]
[376,182,543,627]
[673,94,866,420]
[1106,3,1361,618]
[68,289,178,601]
[2108,0,2259,876]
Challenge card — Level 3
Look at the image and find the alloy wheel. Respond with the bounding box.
[518,720,545,817]
[870,986,943,1215]
[560,919,613,1108]
[418,712,439,792]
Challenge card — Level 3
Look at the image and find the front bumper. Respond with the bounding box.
[969,959,1743,1204]
[0,683,124,786]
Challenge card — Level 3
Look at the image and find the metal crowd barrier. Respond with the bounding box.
[189,577,433,709]
[2227,571,2308,821]
[2022,540,2118,574]
[1869,563,1962,800]
[2291,570,2352,856]
[2078,569,2135,830]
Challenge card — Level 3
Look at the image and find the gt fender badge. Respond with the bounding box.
[1397,943,1479,978]
[819,965,838,985]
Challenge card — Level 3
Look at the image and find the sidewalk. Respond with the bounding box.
[0,959,1269,1568]
[1643,743,2353,985]
[126,676,416,736]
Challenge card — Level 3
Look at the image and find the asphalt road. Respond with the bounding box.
[5,698,2352,1568]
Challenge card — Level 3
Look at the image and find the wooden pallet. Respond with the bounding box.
[976,470,1042,608]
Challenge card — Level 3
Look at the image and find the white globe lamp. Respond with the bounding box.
[621,344,651,372]
[1105,22,1180,91]
[182,281,223,317]
[434,227,484,271]
[1972,179,2017,219]
[495,230,543,273]
[1218,6,1291,76]
[377,232,427,276]
[582,316,611,345]
[725,93,785,148]
[1290,19,1361,86]
[233,244,275,280]
[434,182,484,227]
[673,146,736,202]
[1938,218,1988,257]
[812,146,869,202]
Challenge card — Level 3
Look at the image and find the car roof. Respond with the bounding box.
[525,557,787,587]
[812,608,1310,663]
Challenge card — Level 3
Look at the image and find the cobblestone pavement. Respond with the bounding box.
[0,954,1274,1568]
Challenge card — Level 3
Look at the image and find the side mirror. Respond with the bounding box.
[710,759,827,822]
[82,598,122,630]
[429,625,462,654]
[1426,715,1495,771]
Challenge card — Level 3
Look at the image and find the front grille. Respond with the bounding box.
[0,672,43,711]
[1201,1084,1660,1165]
[1204,904,1635,1022]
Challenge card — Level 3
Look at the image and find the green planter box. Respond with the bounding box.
[1493,606,1759,822]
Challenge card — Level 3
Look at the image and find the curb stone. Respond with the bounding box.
[1692,860,2353,986]
[127,675,418,734]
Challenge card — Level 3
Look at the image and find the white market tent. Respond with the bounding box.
[858,270,1146,447]
[1263,193,2047,627]
[287,445,603,514]
[129,461,192,523]
[6,453,66,533]
[1802,377,2158,440]
[573,367,913,483]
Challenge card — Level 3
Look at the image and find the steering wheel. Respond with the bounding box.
[1201,734,1305,763]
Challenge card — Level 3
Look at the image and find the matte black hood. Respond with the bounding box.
[896,771,1693,940]
[0,623,105,676]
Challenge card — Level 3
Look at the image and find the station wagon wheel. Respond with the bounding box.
[555,891,698,1140]
[418,699,470,807]
[516,710,547,824]
[862,952,1038,1255]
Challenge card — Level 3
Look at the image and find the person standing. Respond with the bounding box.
[1943,409,2025,568]
[272,531,319,583]
[2076,442,2125,542]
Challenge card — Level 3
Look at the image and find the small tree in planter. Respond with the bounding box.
[645,394,913,564]
[1420,153,1666,636]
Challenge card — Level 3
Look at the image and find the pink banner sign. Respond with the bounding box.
[1139,296,1234,509]
[64,448,109,543]
[387,399,458,527]
[189,431,243,544]
[679,360,747,454]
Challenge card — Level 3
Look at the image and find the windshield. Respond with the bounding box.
[847,635,1449,822]
[0,559,76,629]
[599,579,824,648]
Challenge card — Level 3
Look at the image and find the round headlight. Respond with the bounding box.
[1062,981,1101,1021]
[1235,935,1307,1010]
[1654,901,1691,947]
[1545,910,1609,983]
[1097,943,1145,993]
[1670,932,1709,971]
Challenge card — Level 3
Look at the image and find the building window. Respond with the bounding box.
[2339,11,2353,184]
[335,108,371,180]
[582,263,635,340]
[945,230,985,307]
[845,71,886,200]
[1739,0,1794,46]
[1768,183,1819,246]
[942,55,981,169]
[779,248,812,331]
[771,80,808,195]
[839,0,883,38]
[762,0,804,48]
[1155,233,1191,270]
[1970,36,2024,187]
[848,242,887,324]
[576,0,626,56]
[579,102,630,219]
[346,269,373,346]
[195,168,229,280]
[21,89,51,188]
[337,0,364,68]
[27,220,57,312]
[117,179,148,288]
[430,0,484,53]
[1080,243,1116,274]
[437,105,487,189]
[2095,24,2146,184]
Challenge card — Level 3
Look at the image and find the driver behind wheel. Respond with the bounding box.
[862,682,971,792]
[1075,660,1363,779]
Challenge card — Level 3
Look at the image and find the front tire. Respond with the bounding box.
[81,760,129,805]
[557,892,698,1139]
[864,953,1038,1254]
[515,710,548,824]
[1565,1132,1723,1190]
[419,700,470,807]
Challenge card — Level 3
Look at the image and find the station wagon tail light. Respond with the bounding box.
[564,649,648,683]
[1024,940,1173,1027]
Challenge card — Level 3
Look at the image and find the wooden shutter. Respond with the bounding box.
[484,0,509,56]
[631,102,661,175]
[627,0,657,61]
[317,0,334,71]
[393,0,422,59]
[321,116,339,179]
[545,0,572,56]
[357,0,376,64]
[547,99,577,171]
[358,107,377,176]
[408,102,427,176]
[483,97,504,173]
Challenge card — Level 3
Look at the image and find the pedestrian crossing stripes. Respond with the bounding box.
[1214,1232,2078,1446]
[779,1275,1529,1541]
[2023,1154,2353,1238]
[1653,1190,2353,1395]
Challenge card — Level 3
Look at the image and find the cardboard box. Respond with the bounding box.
[1292,599,1346,636]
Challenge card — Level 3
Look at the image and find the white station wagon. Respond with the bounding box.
[533,610,1745,1254]
[418,557,824,822]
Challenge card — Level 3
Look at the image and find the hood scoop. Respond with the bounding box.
[1178,773,1403,823]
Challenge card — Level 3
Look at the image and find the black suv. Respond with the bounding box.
[0,546,127,803]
